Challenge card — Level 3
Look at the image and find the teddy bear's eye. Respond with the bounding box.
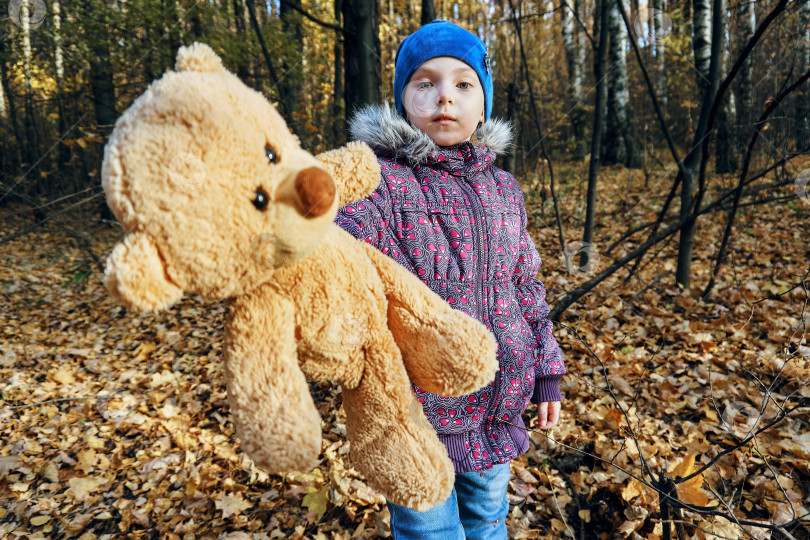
[265,145,278,164]
[252,187,269,211]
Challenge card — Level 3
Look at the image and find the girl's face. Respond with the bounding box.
[401,56,485,147]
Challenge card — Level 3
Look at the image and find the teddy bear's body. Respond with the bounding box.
[101,43,498,510]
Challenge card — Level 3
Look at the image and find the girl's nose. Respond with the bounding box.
[436,83,453,105]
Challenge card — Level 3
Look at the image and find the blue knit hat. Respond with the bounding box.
[394,20,493,122]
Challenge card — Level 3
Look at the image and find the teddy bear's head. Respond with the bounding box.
[102,43,345,312]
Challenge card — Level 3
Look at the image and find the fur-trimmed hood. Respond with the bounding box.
[348,102,513,165]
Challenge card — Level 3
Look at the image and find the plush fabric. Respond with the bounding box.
[100,42,499,511]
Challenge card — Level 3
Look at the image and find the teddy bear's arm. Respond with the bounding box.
[359,242,499,397]
[315,142,381,206]
[224,288,322,473]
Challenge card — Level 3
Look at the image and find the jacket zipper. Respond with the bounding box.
[454,155,514,463]
[452,166,486,323]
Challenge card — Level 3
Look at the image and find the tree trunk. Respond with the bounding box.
[676,0,723,289]
[245,0,299,138]
[714,22,736,174]
[333,0,345,146]
[22,0,40,171]
[421,0,435,25]
[89,49,117,139]
[799,0,810,151]
[233,0,251,85]
[584,0,610,246]
[692,0,711,94]
[505,81,518,173]
[605,0,642,168]
[561,0,586,159]
[652,0,668,110]
[280,0,304,135]
[0,40,24,178]
[734,0,755,157]
[51,0,72,185]
[342,0,381,138]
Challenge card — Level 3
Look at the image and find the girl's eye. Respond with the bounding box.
[265,144,278,164]
[458,82,472,90]
[252,187,269,211]
[416,82,432,89]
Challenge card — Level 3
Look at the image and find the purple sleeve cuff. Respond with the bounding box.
[531,374,563,403]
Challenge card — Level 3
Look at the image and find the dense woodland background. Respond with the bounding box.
[1,0,809,538]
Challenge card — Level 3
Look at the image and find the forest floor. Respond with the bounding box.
[1,159,809,539]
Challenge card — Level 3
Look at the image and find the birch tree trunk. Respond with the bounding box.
[22,0,40,170]
[561,0,586,158]
[51,0,71,181]
[561,0,579,101]
[605,0,642,168]
[692,0,711,94]
[652,0,667,110]
[676,0,723,288]
[714,9,735,173]
[734,0,755,156]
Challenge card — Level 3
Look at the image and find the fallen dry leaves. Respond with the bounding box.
[1,160,808,538]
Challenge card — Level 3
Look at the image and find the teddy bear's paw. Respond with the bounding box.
[244,439,321,474]
[400,310,498,396]
[348,428,455,511]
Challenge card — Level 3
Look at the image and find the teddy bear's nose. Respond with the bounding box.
[294,167,336,218]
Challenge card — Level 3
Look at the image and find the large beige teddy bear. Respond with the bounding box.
[101,43,498,510]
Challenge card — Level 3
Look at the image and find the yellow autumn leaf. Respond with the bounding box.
[669,455,709,506]
[621,478,643,502]
[67,476,107,502]
[51,365,76,385]
[215,493,252,519]
[30,515,50,526]
[302,484,329,522]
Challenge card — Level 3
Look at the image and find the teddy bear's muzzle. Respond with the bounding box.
[290,167,336,218]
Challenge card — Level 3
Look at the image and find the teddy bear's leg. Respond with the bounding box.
[359,242,498,397]
[224,289,322,473]
[341,330,455,511]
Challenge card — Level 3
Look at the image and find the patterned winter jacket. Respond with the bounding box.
[334,103,565,473]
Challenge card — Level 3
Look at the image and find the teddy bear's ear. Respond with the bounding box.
[104,233,184,313]
[175,42,226,74]
[316,141,382,207]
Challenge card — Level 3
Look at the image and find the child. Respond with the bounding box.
[334,20,565,540]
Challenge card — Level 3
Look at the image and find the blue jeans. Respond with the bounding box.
[386,463,510,540]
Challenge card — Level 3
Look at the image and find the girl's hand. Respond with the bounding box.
[534,401,561,429]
